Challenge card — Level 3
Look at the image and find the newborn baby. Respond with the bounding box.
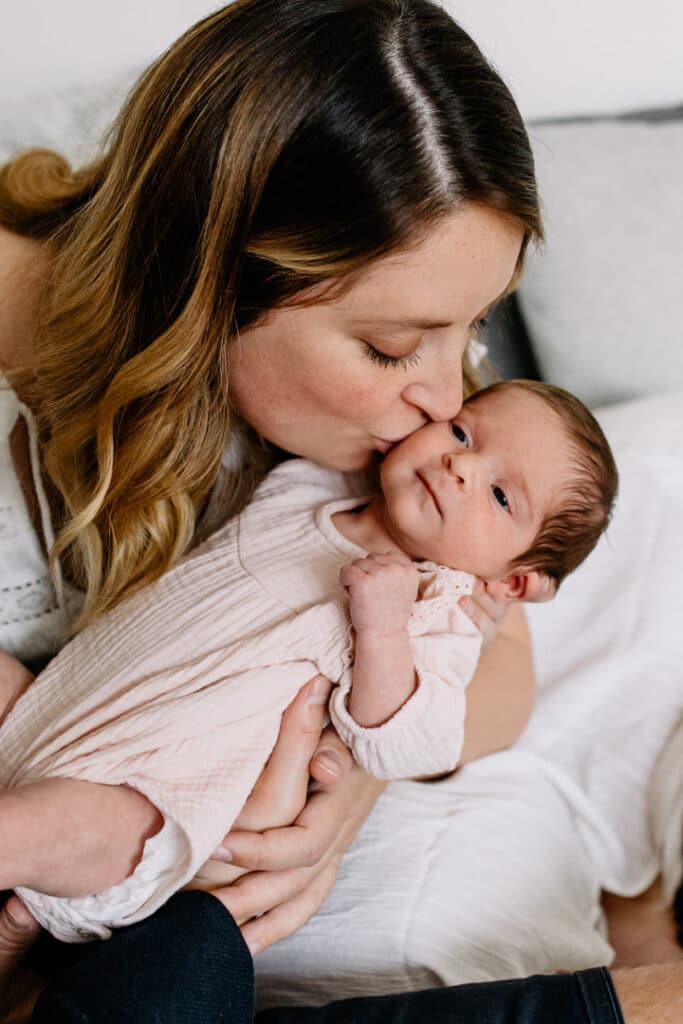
[0,380,617,941]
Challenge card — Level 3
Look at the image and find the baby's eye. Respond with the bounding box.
[451,424,469,446]
[492,485,510,512]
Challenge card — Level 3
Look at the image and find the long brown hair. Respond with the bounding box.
[0,0,543,630]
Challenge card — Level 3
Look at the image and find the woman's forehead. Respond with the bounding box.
[334,208,523,327]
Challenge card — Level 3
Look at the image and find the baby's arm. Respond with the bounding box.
[0,778,163,897]
[339,551,419,727]
[0,651,34,725]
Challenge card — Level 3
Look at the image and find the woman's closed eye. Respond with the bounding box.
[362,342,422,370]
[492,485,510,512]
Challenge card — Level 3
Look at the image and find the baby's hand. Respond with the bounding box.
[339,552,419,636]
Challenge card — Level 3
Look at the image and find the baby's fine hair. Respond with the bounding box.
[466,380,618,589]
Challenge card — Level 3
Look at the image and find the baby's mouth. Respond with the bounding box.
[417,472,442,516]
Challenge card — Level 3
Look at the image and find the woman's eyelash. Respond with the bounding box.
[363,344,422,370]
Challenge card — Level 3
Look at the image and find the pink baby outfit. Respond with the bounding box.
[0,460,480,941]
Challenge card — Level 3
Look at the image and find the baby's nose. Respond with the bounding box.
[443,452,466,484]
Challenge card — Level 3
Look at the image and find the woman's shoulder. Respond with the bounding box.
[0,225,46,374]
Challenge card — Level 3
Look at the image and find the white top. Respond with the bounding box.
[0,371,80,661]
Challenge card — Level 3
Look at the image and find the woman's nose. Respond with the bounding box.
[401,352,464,423]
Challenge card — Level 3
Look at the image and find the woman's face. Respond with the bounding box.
[228,205,523,471]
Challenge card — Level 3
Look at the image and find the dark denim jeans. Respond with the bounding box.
[29,891,624,1024]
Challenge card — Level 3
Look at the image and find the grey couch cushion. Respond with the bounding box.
[513,107,683,405]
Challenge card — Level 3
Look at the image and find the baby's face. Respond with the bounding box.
[378,386,572,580]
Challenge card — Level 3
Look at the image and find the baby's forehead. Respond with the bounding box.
[467,385,564,435]
[464,384,550,427]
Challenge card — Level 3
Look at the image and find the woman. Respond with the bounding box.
[0,0,671,1021]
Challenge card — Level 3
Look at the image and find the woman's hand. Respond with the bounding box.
[208,676,386,954]
[458,578,509,654]
[0,896,43,1024]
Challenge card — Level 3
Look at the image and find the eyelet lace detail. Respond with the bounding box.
[1,374,81,658]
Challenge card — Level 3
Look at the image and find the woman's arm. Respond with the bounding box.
[0,779,163,896]
[459,600,536,764]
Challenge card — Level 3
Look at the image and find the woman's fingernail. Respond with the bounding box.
[213,845,233,863]
[315,750,342,778]
[247,940,262,956]
[307,676,331,706]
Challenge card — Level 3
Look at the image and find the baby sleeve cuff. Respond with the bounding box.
[329,668,465,780]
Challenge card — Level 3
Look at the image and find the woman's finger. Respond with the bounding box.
[459,579,509,653]
[0,897,43,1022]
[217,864,309,926]
[237,862,339,955]
[0,897,40,985]
[217,822,323,873]
[219,781,346,871]
[227,675,331,835]
[309,726,354,788]
[476,579,509,621]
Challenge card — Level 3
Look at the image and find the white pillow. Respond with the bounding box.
[518,117,683,407]
[521,388,683,895]
[0,71,139,168]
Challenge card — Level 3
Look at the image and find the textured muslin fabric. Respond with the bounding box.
[0,459,479,940]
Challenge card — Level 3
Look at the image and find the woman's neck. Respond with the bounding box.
[332,496,404,555]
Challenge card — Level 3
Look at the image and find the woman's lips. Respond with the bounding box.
[417,471,442,516]
[373,437,400,455]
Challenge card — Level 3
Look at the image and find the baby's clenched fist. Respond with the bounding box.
[339,551,419,636]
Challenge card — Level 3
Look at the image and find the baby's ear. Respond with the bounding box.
[486,572,555,604]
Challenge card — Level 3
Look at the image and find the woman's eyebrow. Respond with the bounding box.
[354,316,453,331]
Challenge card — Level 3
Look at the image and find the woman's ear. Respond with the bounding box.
[486,572,555,604]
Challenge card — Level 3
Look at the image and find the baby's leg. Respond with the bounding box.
[0,650,34,724]
[0,777,163,897]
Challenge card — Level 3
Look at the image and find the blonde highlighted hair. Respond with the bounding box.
[0,0,543,632]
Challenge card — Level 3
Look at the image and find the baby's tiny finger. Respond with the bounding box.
[458,596,484,630]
